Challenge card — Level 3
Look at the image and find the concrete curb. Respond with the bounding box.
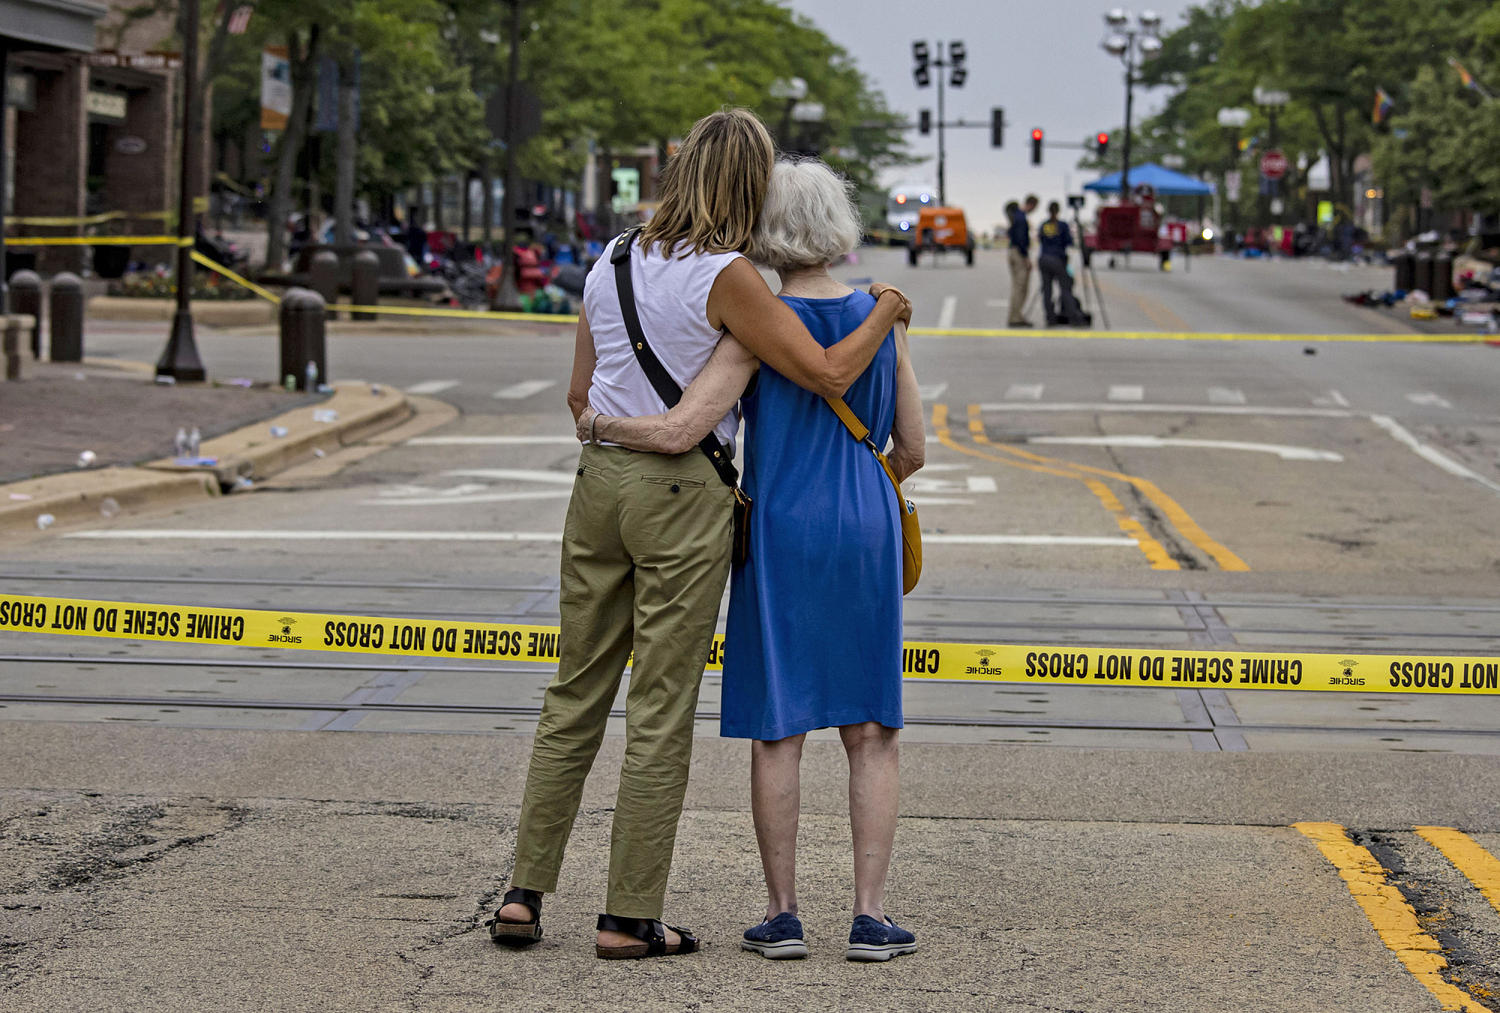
[0,382,411,536]
[86,296,276,328]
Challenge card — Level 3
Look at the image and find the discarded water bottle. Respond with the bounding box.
[174,427,190,457]
[305,360,319,391]
[188,427,202,457]
[36,513,55,530]
[284,374,297,392]
[99,497,120,519]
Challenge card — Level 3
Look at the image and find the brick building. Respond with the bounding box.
[3,0,202,277]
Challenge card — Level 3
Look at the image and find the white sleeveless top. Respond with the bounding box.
[583,234,743,452]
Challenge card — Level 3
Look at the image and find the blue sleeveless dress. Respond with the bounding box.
[720,291,904,741]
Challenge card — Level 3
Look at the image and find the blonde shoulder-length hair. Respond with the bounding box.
[639,108,776,258]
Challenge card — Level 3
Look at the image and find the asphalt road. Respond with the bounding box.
[3,247,1500,1011]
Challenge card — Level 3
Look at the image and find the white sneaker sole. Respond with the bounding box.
[845,942,918,962]
[741,938,809,960]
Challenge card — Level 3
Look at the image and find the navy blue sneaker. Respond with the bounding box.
[741,911,808,960]
[845,914,917,962]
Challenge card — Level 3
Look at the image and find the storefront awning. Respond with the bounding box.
[1,0,107,53]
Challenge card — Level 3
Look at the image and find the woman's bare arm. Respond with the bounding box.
[577,336,759,454]
[887,320,926,483]
[706,259,910,398]
[565,305,596,422]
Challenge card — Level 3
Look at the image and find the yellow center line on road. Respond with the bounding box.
[1094,274,1193,332]
[1294,822,1494,1013]
[1414,826,1500,917]
[965,404,1250,572]
[930,404,1179,570]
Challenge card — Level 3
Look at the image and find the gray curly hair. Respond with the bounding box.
[746,159,863,271]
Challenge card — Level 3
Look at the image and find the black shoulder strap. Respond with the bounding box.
[611,229,739,488]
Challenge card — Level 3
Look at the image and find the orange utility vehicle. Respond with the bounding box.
[908,205,975,266]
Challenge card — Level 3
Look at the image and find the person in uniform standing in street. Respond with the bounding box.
[1037,201,1076,326]
[1006,194,1038,327]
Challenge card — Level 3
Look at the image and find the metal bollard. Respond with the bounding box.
[281,289,327,391]
[1432,252,1455,303]
[1391,251,1414,293]
[1413,251,1434,297]
[351,250,379,321]
[8,270,41,358]
[48,272,85,362]
[308,250,341,318]
[3,316,22,381]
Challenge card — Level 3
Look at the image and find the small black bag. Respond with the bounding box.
[610,229,752,566]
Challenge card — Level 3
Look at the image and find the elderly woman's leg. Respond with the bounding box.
[840,721,899,920]
[751,733,806,918]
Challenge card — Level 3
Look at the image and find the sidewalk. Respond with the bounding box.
[0,357,412,534]
[2,721,1495,1012]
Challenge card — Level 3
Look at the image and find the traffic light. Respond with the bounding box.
[919,109,932,135]
[1030,128,1043,165]
[948,40,967,87]
[990,107,1005,148]
[912,41,930,88]
[1096,132,1110,159]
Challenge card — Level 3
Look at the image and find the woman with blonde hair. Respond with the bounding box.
[585,157,926,962]
[489,111,912,960]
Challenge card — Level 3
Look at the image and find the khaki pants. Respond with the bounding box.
[1007,247,1032,325]
[510,443,733,919]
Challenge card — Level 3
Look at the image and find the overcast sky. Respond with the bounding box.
[785,0,1199,231]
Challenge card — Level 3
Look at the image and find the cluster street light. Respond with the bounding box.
[1100,8,1162,199]
[911,40,966,206]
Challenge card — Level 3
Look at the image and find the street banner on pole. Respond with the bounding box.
[260,47,291,131]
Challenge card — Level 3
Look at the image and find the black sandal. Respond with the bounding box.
[486,887,543,947]
[594,913,700,959]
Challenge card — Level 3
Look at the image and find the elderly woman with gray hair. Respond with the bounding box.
[581,158,925,963]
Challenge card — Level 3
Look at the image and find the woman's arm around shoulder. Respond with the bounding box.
[578,335,759,455]
[887,319,925,483]
[706,258,911,399]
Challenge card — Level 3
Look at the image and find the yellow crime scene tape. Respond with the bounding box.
[3,235,191,247]
[5,210,174,227]
[3,593,1498,696]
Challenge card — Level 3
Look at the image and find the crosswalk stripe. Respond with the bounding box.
[937,295,957,329]
[1107,385,1144,402]
[1405,392,1453,409]
[918,382,950,401]
[1207,386,1247,404]
[405,380,461,395]
[494,380,557,400]
[1004,383,1044,401]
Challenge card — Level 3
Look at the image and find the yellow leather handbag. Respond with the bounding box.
[825,396,923,594]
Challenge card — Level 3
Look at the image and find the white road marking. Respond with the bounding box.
[1405,392,1454,409]
[1005,383,1044,401]
[917,462,971,472]
[937,295,957,329]
[917,382,950,401]
[907,496,975,506]
[923,534,1139,546]
[66,530,567,542]
[977,402,1355,418]
[984,299,1010,308]
[966,475,999,492]
[443,468,577,485]
[1028,435,1343,462]
[1369,414,1500,496]
[363,490,574,507]
[1107,385,1144,402]
[907,475,998,496]
[1207,386,1247,405]
[66,530,1139,548]
[494,380,557,400]
[1313,389,1350,407]
[406,436,580,446]
[405,380,461,395]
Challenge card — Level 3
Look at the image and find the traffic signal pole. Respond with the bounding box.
[936,44,946,206]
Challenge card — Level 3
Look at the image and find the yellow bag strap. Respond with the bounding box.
[824,396,903,493]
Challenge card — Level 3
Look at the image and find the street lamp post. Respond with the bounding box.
[155,0,206,381]
[1216,106,1250,235]
[1100,9,1161,200]
[911,40,966,207]
[1252,85,1289,225]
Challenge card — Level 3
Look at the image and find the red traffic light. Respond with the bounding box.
[1031,128,1043,141]
[1097,132,1109,145]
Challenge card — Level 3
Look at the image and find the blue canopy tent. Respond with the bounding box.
[1084,163,1215,196]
